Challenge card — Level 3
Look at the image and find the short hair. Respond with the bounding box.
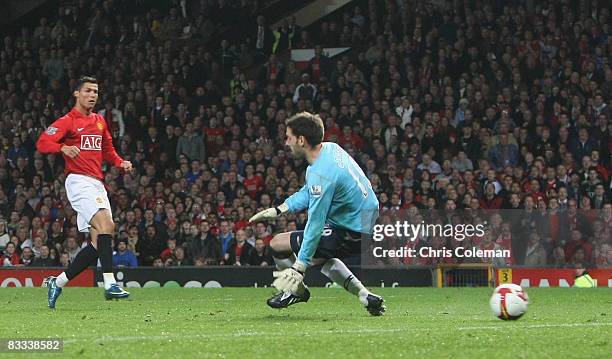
[286,112,324,147]
[75,75,98,90]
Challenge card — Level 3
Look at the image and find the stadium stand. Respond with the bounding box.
[0,0,610,269]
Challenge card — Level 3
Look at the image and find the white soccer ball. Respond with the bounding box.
[489,283,529,320]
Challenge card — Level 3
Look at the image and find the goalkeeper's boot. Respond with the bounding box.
[45,276,62,309]
[362,293,386,316]
[104,284,130,300]
[267,288,310,308]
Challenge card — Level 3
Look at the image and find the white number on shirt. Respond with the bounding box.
[334,146,369,198]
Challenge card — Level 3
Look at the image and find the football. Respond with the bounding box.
[489,284,529,320]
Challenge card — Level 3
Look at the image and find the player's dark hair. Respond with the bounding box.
[75,75,98,90]
[286,112,324,147]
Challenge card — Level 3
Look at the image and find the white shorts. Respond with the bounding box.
[65,174,112,233]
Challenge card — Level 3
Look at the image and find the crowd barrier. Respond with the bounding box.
[2,267,611,288]
[0,267,432,288]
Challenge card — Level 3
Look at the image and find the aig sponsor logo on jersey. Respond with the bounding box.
[80,135,102,150]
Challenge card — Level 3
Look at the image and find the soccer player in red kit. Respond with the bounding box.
[36,76,131,308]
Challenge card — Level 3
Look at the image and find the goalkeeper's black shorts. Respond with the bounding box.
[289,227,363,262]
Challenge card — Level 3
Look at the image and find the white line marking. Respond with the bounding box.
[63,322,612,345]
[63,328,411,344]
[458,322,612,330]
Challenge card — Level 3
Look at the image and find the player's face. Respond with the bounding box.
[285,127,306,159]
[74,82,99,111]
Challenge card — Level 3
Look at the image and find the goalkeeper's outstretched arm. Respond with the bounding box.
[249,203,289,223]
[248,183,309,223]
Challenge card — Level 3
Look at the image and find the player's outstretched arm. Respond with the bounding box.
[37,118,69,154]
[285,183,309,212]
[249,181,310,221]
[249,183,309,224]
[249,203,289,223]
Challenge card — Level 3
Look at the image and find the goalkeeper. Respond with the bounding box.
[250,112,385,316]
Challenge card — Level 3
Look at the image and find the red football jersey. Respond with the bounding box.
[36,108,124,181]
[243,175,263,198]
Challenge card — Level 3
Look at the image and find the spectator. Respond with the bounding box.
[64,237,81,263]
[98,99,125,140]
[191,256,204,267]
[489,134,519,170]
[152,257,164,268]
[307,45,332,82]
[160,238,177,263]
[571,128,599,162]
[218,220,234,255]
[396,97,414,128]
[113,239,138,268]
[594,243,611,267]
[246,238,273,266]
[31,245,56,267]
[7,138,29,166]
[137,225,164,266]
[480,183,503,210]
[47,220,65,249]
[2,242,21,266]
[0,220,9,249]
[224,229,252,266]
[259,54,284,85]
[172,247,191,266]
[20,247,35,266]
[254,222,273,244]
[292,73,317,103]
[253,15,274,60]
[284,61,302,86]
[524,232,547,267]
[564,229,593,264]
[31,235,45,258]
[418,154,442,175]
[452,151,474,172]
[186,221,222,265]
[59,252,70,268]
[176,122,206,163]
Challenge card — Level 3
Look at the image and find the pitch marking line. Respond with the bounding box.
[63,322,612,345]
[458,322,612,330]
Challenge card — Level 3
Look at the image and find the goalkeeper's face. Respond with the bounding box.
[285,128,306,159]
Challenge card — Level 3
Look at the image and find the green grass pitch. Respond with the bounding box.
[1,288,611,358]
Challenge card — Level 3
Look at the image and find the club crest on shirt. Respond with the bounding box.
[46,126,58,135]
[96,121,104,130]
[310,185,322,197]
[96,197,103,204]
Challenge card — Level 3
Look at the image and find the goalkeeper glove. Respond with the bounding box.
[249,203,289,223]
[272,260,307,293]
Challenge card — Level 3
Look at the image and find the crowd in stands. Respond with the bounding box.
[0,0,610,269]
